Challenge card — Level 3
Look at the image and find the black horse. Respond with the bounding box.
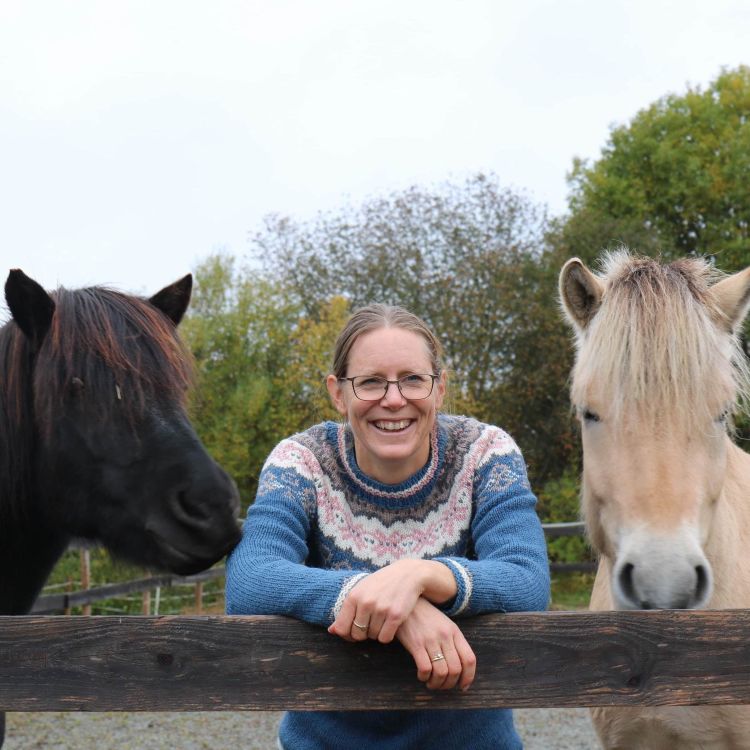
[0,270,242,746]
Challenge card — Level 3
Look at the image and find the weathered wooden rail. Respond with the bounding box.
[2,609,750,711]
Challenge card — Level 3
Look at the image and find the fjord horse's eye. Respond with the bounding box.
[582,409,600,423]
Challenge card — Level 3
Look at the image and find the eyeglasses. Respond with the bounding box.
[338,373,439,401]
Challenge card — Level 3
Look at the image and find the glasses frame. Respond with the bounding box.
[338,373,440,402]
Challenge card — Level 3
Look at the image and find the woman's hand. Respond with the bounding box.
[327,559,456,644]
[396,597,476,691]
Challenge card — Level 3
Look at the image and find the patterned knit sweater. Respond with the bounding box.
[226,415,550,750]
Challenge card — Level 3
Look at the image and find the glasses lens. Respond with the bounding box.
[351,376,388,400]
[398,374,433,399]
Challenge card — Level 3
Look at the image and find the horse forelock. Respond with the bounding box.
[571,251,750,429]
[34,286,194,433]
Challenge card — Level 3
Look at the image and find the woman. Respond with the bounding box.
[226,304,550,749]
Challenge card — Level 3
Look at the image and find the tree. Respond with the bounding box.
[568,66,750,270]
[181,254,346,506]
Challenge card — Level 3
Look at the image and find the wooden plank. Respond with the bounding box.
[2,610,750,711]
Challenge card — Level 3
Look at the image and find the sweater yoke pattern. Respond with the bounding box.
[263,416,524,570]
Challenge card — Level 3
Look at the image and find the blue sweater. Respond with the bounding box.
[226,415,550,749]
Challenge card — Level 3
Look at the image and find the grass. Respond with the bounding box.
[550,572,595,611]
[43,548,227,616]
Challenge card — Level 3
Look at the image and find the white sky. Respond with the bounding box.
[1,0,749,299]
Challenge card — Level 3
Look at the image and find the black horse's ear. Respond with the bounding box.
[5,269,56,347]
[149,274,192,326]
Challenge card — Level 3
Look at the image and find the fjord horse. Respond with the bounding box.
[560,251,750,750]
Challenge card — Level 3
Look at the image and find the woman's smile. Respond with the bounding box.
[371,418,414,432]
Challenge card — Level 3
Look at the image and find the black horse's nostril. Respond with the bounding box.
[618,562,637,604]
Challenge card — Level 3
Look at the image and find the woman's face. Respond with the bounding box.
[326,326,445,485]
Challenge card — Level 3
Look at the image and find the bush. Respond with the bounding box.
[537,470,594,565]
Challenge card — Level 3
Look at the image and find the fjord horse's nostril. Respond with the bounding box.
[618,562,637,605]
[695,564,709,604]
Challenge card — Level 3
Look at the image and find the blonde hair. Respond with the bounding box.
[332,304,444,378]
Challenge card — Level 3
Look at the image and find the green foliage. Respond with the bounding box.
[568,66,750,270]
[537,470,593,565]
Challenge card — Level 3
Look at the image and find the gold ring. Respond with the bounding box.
[431,652,445,662]
[353,621,368,631]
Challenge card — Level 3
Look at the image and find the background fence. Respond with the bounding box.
[32,523,592,615]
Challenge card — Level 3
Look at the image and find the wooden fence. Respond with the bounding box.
[2,610,750,711]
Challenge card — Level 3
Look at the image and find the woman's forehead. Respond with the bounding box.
[348,327,432,371]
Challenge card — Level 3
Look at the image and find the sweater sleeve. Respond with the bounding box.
[433,428,550,617]
[225,439,368,626]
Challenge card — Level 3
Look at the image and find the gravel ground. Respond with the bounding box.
[5,708,599,749]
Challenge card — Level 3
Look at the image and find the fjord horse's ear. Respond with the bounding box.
[559,258,604,333]
[149,274,192,326]
[5,269,56,347]
[711,266,750,333]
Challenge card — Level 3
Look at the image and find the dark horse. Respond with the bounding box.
[0,270,241,746]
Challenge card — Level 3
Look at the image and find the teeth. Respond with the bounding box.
[375,420,411,431]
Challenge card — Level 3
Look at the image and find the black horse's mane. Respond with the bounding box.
[0,285,193,523]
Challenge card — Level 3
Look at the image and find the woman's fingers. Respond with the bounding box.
[431,641,463,690]
[413,648,433,683]
[422,631,475,691]
[350,610,370,641]
[454,630,477,691]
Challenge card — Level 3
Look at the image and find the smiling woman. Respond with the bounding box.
[225,303,550,750]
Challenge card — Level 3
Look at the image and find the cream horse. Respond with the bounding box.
[560,251,750,750]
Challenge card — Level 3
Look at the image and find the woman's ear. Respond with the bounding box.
[434,371,447,410]
[326,374,348,415]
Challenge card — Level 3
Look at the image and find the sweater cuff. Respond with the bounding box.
[433,557,472,617]
[330,572,369,623]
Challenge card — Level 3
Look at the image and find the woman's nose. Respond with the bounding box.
[381,381,407,406]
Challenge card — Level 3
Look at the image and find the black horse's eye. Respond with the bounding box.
[582,409,600,423]
[71,377,85,392]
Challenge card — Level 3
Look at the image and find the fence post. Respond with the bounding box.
[194,582,204,614]
[64,578,72,616]
[79,549,91,616]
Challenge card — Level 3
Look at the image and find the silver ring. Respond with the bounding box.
[353,621,368,631]
[431,652,445,662]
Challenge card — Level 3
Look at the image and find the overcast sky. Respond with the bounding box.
[1,0,748,300]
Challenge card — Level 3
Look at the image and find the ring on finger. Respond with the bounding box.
[431,652,445,662]
[353,621,368,631]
